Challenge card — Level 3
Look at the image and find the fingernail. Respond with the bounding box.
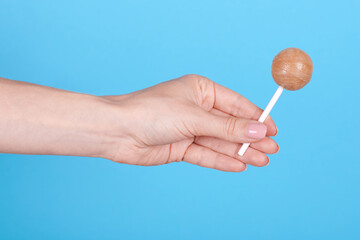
[275,144,280,154]
[246,123,267,139]
[265,157,270,166]
[275,126,279,136]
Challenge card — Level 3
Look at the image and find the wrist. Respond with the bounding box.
[84,95,131,160]
[62,94,128,159]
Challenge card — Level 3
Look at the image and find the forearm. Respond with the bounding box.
[0,77,118,157]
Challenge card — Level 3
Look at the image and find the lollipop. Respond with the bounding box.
[238,48,313,156]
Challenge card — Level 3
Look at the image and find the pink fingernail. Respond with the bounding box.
[246,123,267,139]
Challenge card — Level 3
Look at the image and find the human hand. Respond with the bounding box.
[102,74,279,172]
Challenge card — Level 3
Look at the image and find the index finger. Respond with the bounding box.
[212,82,278,136]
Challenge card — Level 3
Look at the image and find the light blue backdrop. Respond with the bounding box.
[1,0,359,239]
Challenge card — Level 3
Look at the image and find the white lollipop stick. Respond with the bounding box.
[238,86,284,156]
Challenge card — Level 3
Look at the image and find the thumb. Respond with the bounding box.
[194,111,267,143]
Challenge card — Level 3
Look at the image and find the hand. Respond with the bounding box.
[102,74,279,172]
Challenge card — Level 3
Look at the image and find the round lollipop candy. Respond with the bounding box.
[238,48,313,156]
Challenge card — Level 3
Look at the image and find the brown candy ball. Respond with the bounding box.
[271,48,313,91]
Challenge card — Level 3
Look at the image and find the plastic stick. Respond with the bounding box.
[238,86,284,156]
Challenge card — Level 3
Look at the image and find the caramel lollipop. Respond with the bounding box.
[238,48,313,156]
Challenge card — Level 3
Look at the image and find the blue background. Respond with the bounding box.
[1,0,359,239]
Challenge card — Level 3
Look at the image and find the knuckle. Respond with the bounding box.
[229,106,243,118]
[213,153,225,169]
[182,74,209,83]
[182,74,213,91]
[213,139,223,150]
[224,117,238,139]
[181,74,215,110]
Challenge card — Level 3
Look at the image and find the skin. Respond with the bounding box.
[0,74,279,172]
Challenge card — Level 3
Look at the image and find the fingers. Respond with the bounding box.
[210,108,277,136]
[195,136,276,167]
[251,137,279,154]
[183,143,247,172]
[194,110,268,143]
[195,136,279,155]
[200,78,277,136]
